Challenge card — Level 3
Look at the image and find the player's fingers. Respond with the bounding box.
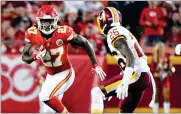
[115,89,118,93]
[39,45,44,51]
[122,91,125,100]
[117,90,120,99]
[100,72,105,80]
[100,72,105,81]
[116,90,119,98]
[98,73,103,81]
[125,91,128,98]
[101,70,106,77]
[42,49,46,55]
[119,91,122,99]
[117,89,121,99]
[117,92,120,99]
[102,71,106,78]
[121,92,124,100]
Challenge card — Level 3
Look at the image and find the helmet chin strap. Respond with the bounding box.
[39,22,58,35]
[102,24,107,33]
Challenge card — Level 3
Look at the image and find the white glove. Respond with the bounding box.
[32,45,46,60]
[115,83,129,99]
[115,67,134,100]
[175,44,181,55]
[160,72,168,81]
[92,64,106,81]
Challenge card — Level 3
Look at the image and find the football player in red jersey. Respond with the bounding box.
[91,7,156,113]
[22,5,106,113]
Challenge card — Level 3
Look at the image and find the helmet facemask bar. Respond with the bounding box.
[97,10,107,34]
[36,16,59,35]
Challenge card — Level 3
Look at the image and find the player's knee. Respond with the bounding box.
[91,87,104,98]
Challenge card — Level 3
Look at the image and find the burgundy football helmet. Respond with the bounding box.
[36,5,59,35]
[97,7,122,34]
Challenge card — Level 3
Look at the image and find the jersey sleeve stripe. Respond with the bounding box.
[67,31,74,41]
[25,38,30,42]
[111,35,126,46]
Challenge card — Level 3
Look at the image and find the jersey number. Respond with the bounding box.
[110,28,119,39]
[57,26,67,33]
[42,46,64,67]
[28,27,37,34]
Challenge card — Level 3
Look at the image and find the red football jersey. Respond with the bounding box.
[25,25,74,75]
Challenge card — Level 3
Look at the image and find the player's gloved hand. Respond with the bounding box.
[160,72,168,81]
[92,64,106,81]
[115,67,135,100]
[175,44,181,55]
[115,82,129,99]
[32,45,46,60]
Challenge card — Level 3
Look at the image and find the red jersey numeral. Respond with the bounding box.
[57,26,67,33]
[27,27,37,34]
[42,46,64,67]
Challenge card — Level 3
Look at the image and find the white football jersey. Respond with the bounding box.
[107,26,150,73]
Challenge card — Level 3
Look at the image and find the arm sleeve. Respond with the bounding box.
[65,26,75,41]
[157,8,167,27]
[139,8,147,26]
[25,30,31,43]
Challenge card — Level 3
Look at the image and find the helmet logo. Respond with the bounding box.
[56,39,63,46]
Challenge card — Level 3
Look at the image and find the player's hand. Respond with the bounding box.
[32,45,46,60]
[145,21,152,27]
[175,44,181,55]
[92,64,106,81]
[115,83,129,100]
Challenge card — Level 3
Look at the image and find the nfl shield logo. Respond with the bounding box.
[56,39,63,46]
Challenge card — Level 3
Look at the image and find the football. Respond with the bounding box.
[29,45,51,61]
[29,45,41,56]
[42,51,51,62]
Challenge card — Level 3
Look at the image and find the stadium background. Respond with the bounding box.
[1,1,181,113]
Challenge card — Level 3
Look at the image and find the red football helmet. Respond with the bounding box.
[97,7,122,34]
[36,5,59,35]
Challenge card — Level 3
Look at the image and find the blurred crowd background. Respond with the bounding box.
[1,1,181,55]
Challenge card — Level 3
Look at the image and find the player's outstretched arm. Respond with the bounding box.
[114,38,135,99]
[22,42,34,64]
[114,38,135,68]
[68,34,106,81]
[68,34,98,64]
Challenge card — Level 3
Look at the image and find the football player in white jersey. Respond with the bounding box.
[91,7,156,113]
